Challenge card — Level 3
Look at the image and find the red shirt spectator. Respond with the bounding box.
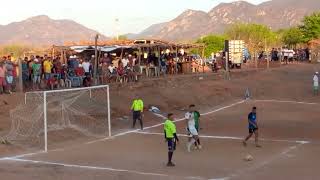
[75,66,85,76]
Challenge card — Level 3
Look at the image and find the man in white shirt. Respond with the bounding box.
[313,72,319,96]
[121,56,130,68]
[288,49,295,63]
[82,59,91,76]
[282,48,289,64]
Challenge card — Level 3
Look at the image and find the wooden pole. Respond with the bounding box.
[138,47,141,65]
[226,51,230,80]
[52,45,55,58]
[255,51,258,69]
[120,47,124,60]
[265,38,269,69]
[202,46,205,73]
[94,34,99,85]
[61,50,63,64]
[18,58,23,92]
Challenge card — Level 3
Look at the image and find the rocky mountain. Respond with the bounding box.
[134,0,320,41]
[0,15,107,46]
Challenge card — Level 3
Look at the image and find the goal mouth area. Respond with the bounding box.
[7,85,111,152]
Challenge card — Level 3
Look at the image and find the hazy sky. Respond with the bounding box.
[0,0,268,36]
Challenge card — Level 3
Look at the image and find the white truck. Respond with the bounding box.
[226,40,245,69]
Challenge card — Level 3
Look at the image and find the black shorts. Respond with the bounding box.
[133,111,141,121]
[249,128,258,134]
[167,138,176,152]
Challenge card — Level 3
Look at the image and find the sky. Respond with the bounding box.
[0,0,268,36]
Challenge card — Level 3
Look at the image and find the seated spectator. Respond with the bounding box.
[83,73,92,87]
[108,63,116,75]
[75,64,85,77]
[47,74,59,90]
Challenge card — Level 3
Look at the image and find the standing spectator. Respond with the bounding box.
[11,59,18,92]
[288,49,295,63]
[22,57,30,89]
[313,72,319,96]
[0,61,6,94]
[283,48,289,64]
[121,56,130,68]
[32,59,42,90]
[43,57,53,82]
[277,48,282,62]
[128,54,135,68]
[5,59,14,94]
[305,48,310,61]
[28,56,35,82]
[82,59,91,77]
[100,53,111,65]
[271,48,278,61]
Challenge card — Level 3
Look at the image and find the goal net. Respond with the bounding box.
[5,85,110,151]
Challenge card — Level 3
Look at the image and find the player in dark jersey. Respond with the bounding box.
[243,107,261,147]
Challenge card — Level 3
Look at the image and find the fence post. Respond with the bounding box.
[107,86,111,137]
[43,92,48,152]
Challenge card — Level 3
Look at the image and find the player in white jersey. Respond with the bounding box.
[185,104,199,152]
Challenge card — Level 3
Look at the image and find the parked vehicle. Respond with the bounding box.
[225,40,245,69]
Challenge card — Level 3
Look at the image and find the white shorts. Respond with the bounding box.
[187,126,198,137]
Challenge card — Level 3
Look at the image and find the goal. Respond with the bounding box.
[6,85,111,152]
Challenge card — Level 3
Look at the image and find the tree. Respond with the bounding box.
[113,35,128,40]
[0,44,32,58]
[195,34,226,58]
[299,12,320,42]
[281,27,304,48]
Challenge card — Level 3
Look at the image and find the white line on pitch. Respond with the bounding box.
[86,100,245,145]
[1,100,245,160]
[3,158,205,180]
[135,131,311,144]
[255,99,319,105]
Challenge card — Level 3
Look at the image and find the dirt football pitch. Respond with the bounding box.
[1,64,320,180]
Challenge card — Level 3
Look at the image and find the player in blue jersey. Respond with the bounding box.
[243,107,261,147]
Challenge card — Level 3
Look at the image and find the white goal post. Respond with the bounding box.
[12,85,111,152]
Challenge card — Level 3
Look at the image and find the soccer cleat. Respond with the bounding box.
[243,141,247,147]
[167,162,175,167]
[198,145,202,150]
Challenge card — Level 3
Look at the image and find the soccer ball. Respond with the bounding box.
[244,154,254,161]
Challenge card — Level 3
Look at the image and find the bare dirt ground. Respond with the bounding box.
[0,63,320,180]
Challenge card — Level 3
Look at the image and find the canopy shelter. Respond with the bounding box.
[52,39,205,74]
[53,39,204,60]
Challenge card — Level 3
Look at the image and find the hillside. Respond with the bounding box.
[134,0,320,41]
[0,15,108,46]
